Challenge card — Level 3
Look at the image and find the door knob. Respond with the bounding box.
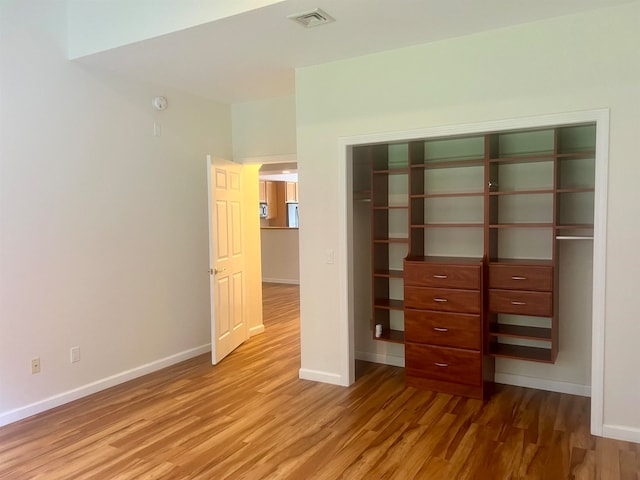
[209,267,226,275]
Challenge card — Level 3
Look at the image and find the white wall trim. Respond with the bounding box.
[237,153,297,165]
[590,110,609,436]
[261,277,300,285]
[602,424,640,444]
[0,344,211,428]
[355,351,405,368]
[249,324,265,336]
[338,108,609,436]
[299,368,347,386]
[338,144,355,386]
[495,373,591,397]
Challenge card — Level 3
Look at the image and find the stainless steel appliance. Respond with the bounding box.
[259,202,268,218]
[287,203,299,227]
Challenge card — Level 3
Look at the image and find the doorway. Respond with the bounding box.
[256,161,301,336]
[258,162,300,284]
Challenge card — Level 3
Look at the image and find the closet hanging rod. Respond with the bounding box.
[555,236,593,240]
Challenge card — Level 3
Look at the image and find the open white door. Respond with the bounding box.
[207,156,248,364]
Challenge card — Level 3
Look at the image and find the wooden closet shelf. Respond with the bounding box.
[411,223,484,228]
[489,223,553,229]
[372,205,409,210]
[411,159,484,169]
[375,329,405,344]
[405,255,483,264]
[373,269,404,278]
[488,258,554,266]
[555,224,594,230]
[373,238,409,244]
[372,168,409,174]
[490,344,553,363]
[489,189,554,196]
[490,324,552,341]
[489,153,555,164]
[373,299,404,310]
[556,151,596,158]
[411,192,484,198]
[556,187,595,194]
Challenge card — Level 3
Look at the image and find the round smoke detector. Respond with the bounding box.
[152,96,168,111]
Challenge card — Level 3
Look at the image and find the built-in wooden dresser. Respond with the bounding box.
[487,261,555,362]
[404,257,494,400]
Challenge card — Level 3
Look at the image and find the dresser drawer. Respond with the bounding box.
[404,262,481,290]
[489,264,553,292]
[488,289,552,317]
[405,343,481,386]
[405,309,481,350]
[405,286,481,314]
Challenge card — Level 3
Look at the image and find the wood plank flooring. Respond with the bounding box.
[0,282,638,479]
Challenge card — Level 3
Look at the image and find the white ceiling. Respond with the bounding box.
[74,0,636,105]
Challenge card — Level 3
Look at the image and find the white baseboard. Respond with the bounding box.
[299,368,346,386]
[602,424,640,443]
[355,350,405,368]
[0,344,211,427]
[249,324,265,336]
[495,373,591,397]
[262,277,299,285]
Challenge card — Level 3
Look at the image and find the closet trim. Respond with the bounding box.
[337,108,609,436]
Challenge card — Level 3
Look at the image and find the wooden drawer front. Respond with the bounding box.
[489,265,553,292]
[405,286,480,314]
[404,262,480,290]
[405,309,481,350]
[488,290,552,317]
[406,344,481,386]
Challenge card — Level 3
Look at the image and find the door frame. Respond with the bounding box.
[337,109,609,436]
[234,153,299,330]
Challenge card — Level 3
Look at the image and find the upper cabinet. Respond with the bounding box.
[259,180,277,220]
[260,179,299,226]
[286,182,298,203]
[259,180,267,203]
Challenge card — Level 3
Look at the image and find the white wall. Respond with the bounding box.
[0,1,232,423]
[260,228,300,284]
[242,166,266,335]
[67,0,286,59]
[231,95,297,160]
[295,2,640,439]
[233,96,299,288]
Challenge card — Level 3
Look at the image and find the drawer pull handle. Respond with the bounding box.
[433,275,448,279]
[433,327,449,332]
[511,276,527,280]
[433,298,448,303]
[434,363,449,368]
[511,301,526,305]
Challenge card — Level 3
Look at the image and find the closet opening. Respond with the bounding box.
[339,110,609,435]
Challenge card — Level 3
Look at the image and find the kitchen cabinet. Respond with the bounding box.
[259,181,267,203]
[286,182,298,203]
[259,180,277,220]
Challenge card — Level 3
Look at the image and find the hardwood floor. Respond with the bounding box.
[0,282,638,479]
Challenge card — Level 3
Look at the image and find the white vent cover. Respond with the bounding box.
[288,8,335,28]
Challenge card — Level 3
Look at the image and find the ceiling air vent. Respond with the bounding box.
[288,8,335,28]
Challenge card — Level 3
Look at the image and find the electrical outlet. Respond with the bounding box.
[31,357,40,374]
[70,346,80,364]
